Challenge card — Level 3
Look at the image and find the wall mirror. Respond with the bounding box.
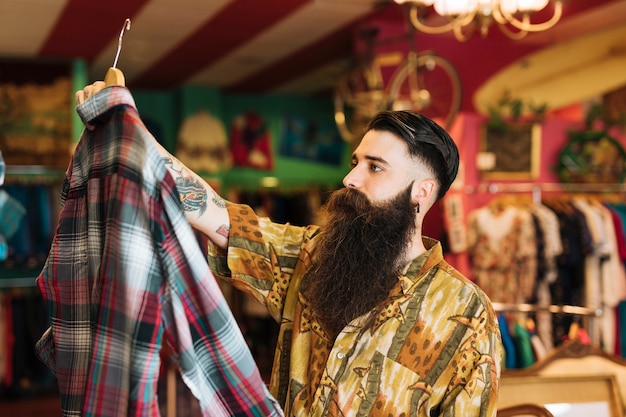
[498,374,623,417]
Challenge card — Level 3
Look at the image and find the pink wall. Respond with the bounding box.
[435,110,626,277]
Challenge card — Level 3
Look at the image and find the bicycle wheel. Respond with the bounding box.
[386,52,462,131]
[334,63,386,143]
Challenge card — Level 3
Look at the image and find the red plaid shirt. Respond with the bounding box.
[35,86,282,417]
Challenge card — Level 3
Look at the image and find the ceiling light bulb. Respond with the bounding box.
[519,0,549,12]
[434,0,477,16]
[395,0,434,4]
[499,0,520,14]
[501,0,549,13]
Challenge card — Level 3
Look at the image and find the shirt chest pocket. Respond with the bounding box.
[353,351,432,416]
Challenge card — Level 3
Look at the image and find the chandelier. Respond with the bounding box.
[394,0,563,41]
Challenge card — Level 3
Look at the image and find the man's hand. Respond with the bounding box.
[75,81,106,130]
[75,81,106,106]
[73,80,232,249]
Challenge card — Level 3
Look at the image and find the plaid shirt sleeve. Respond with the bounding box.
[35,86,283,417]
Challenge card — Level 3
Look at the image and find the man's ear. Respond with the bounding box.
[411,179,436,207]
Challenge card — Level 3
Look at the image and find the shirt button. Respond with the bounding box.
[337,352,345,359]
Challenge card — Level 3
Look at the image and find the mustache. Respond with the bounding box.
[325,186,415,225]
[324,187,373,222]
[327,187,369,207]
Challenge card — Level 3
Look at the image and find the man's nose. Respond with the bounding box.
[343,169,361,189]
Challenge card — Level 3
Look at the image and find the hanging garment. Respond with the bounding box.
[498,314,518,369]
[530,203,563,285]
[593,201,626,352]
[0,294,4,383]
[35,86,282,417]
[467,204,537,304]
[606,204,626,262]
[3,185,34,264]
[529,203,563,351]
[2,292,13,388]
[0,189,26,241]
[571,198,606,347]
[573,198,626,352]
[543,200,593,344]
[0,187,27,261]
[512,321,536,369]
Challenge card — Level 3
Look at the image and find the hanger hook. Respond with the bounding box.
[113,18,131,69]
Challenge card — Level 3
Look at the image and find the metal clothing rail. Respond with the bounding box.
[467,181,626,194]
[492,302,603,317]
[465,182,626,204]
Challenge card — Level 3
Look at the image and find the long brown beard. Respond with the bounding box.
[305,185,417,336]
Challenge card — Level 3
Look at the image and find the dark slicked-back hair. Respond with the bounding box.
[365,110,459,200]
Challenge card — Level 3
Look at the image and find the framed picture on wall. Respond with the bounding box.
[477,123,541,180]
[279,114,344,166]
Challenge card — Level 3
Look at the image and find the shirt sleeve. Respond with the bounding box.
[207,201,318,321]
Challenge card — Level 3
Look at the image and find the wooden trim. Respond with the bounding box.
[497,403,554,417]
[502,340,626,378]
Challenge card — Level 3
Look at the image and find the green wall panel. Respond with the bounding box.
[133,86,351,192]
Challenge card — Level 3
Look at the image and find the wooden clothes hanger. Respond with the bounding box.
[104,18,131,87]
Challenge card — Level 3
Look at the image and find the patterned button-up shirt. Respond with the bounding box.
[35,86,282,417]
[209,203,503,417]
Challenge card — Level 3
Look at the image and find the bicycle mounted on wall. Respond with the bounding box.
[333,8,462,143]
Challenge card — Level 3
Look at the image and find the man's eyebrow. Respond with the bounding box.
[352,154,389,165]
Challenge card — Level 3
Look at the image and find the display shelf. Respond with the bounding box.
[4,165,65,184]
[0,276,38,289]
[0,263,43,288]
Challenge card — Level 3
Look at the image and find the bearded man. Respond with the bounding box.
[206,110,501,417]
[77,82,502,417]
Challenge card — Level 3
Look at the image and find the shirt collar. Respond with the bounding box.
[77,86,136,126]
[399,237,444,293]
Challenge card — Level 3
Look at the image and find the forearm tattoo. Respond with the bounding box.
[162,157,207,216]
[211,189,226,209]
[216,224,229,238]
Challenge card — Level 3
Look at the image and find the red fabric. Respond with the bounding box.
[3,293,13,387]
[608,207,626,261]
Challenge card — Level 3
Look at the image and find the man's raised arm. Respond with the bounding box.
[76,81,230,250]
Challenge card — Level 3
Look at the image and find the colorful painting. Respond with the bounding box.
[279,114,344,166]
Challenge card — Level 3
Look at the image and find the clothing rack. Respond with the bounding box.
[1,166,59,289]
[466,182,626,203]
[467,181,620,341]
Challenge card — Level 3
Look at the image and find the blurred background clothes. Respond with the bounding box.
[0,189,26,261]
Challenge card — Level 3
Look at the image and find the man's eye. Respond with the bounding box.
[370,164,382,172]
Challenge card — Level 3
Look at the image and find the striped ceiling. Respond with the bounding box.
[1,0,625,105]
[1,0,380,94]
